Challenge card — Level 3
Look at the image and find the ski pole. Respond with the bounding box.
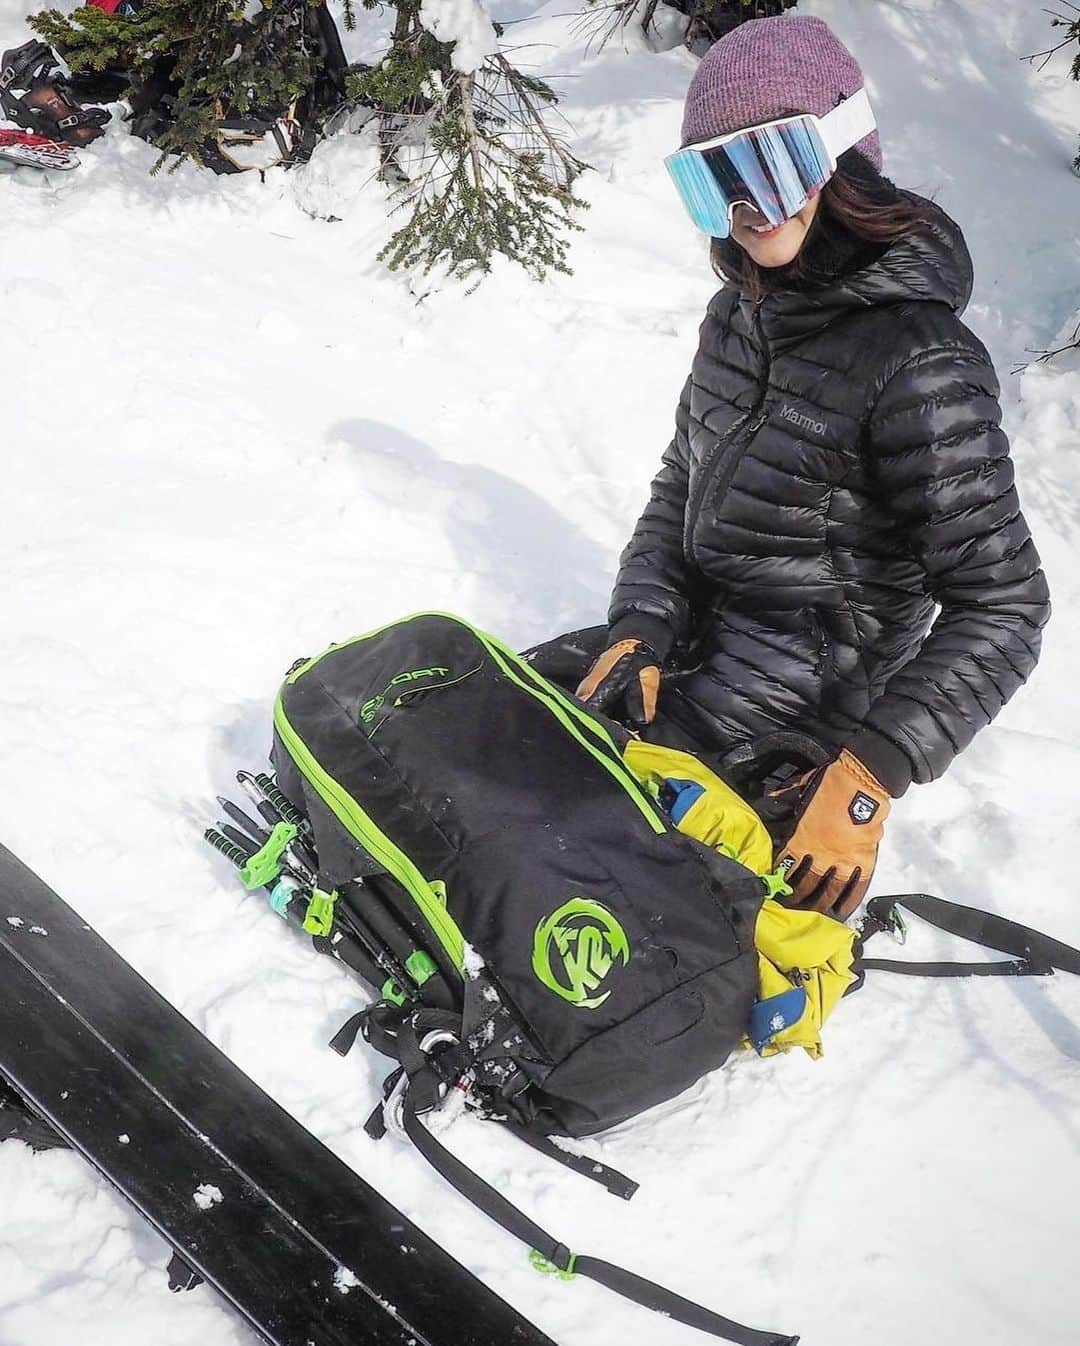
[237,773,319,873]
[218,796,315,882]
[206,823,305,890]
[266,874,316,931]
[249,772,310,832]
[209,820,410,999]
[206,824,315,930]
[218,796,315,886]
[335,909,419,1004]
[219,823,259,858]
[205,818,325,944]
[237,771,292,830]
[204,827,251,870]
[217,796,270,848]
[321,927,387,993]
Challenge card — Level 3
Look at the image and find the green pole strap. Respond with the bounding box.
[380,952,436,1006]
[303,887,340,936]
[381,978,408,1007]
[239,822,299,890]
[405,949,438,985]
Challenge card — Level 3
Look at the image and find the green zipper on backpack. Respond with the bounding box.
[278,611,667,961]
[284,613,422,686]
[470,629,667,836]
[287,612,667,835]
[272,691,467,975]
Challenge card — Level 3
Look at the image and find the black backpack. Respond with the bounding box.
[271,610,768,1136]
[263,610,801,1346]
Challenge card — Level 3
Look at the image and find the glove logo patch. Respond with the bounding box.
[849,791,879,825]
[532,898,630,1010]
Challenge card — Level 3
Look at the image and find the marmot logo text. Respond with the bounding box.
[780,405,828,436]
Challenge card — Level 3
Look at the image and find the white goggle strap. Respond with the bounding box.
[818,88,876,162]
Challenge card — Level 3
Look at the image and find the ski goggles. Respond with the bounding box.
[664,88,876,238]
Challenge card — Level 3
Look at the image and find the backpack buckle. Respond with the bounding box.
[384,1029,463,1141]
[860,897,908,945]
[529,1247,578,1281]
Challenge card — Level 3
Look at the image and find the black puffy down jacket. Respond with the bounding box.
[608,198,1050,796]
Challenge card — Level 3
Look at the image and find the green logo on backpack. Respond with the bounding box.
[532,898,630,1010]
[360,666,451,724]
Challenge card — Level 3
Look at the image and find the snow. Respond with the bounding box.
[1,1,1079,1345]
[333,1264,360,1294]
[192,1184,224,1212]
[419,0,499,74]
[462,940,486,978]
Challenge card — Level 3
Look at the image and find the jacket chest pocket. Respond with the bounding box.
[708,419,778,533]
[685,409,770,557]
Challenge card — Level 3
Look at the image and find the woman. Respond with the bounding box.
[566,16,1050,920]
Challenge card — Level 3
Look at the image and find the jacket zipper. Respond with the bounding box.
[273,692,468,975]
[811,612,836,694]
[683,308,771,558]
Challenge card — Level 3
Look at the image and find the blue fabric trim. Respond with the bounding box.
[748,987,808,1055]
[663,778,704,825]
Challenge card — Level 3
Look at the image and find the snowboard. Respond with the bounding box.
[0,129,79,170]
[0,842,554,1346]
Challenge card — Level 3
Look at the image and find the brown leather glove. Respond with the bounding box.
[773,749,891,921]
[575,639,661,728]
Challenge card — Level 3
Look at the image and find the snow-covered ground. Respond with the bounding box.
[3,1,1079,1343]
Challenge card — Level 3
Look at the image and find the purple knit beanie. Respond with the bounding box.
[681,15,882,170]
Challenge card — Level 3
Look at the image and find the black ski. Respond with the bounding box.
[0,843,553,1346]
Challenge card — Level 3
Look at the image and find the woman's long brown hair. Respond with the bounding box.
[710,150,934,299]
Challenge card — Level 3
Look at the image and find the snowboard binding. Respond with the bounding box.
[0,1076,69,1151]
[0,41,110,147]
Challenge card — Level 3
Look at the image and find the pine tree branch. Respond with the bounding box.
[1011,318,1080,374]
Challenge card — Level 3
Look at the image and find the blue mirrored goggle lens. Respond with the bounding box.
[665,118,832,238]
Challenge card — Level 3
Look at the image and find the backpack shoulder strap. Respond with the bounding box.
[352,1003,796,1343]
[400,1091,798,1346]
[851,893,1080,986]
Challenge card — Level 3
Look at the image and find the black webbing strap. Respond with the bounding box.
[401,1096,798,1346]
[493,1118,639,1201]
[350,1001,640,1198]
[0,41,53,91]
[854,893,1079,982]
[328,1009,367,1056]
[856,956,1050,978]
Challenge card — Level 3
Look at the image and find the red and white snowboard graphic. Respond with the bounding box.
[0,129,79,171]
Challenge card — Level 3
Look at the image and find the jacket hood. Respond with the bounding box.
[752,194,974,340]
[827,195,973,312]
